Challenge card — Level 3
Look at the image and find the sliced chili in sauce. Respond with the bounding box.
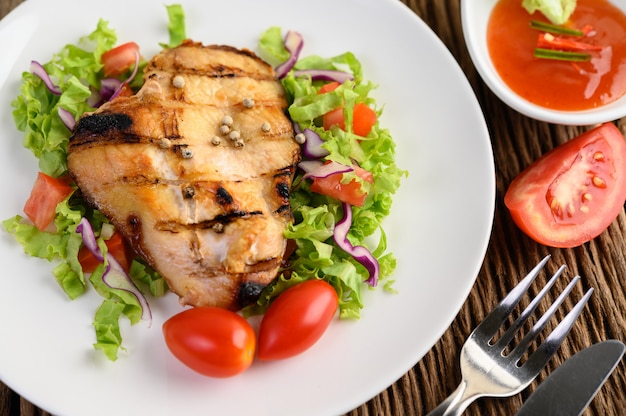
[487,0,626,111]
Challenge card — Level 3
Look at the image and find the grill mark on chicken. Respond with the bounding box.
[215,186,233,205]
[237,281,266,308]
[68,40,300,310]
[155,210,264,232]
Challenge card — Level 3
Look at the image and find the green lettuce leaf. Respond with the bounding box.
[257,26,290,66]
[11,19,116,177]
[522,0,577,25]
[160,4,186,48]
[92,299,127,361]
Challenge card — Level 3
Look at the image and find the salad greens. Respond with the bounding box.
[3,5,404,360]
[248,27,406,319]
[4,6,182,360]
[522,0,577,25]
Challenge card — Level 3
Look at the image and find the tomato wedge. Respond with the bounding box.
[101,42,140,77]
[23,172,74,232]
[318,81,377,137]
[504,122,626,248]
[78,231,133,273]
[310,164,374,207]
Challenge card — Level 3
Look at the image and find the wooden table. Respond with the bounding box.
[1,0,625,415]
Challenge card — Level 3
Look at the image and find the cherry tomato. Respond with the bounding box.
[310,164,374,207]
[23,172,74,231]
[78,231,133,273]
[257,280,339,361]
[163,307,255,377]
[504,122,626,248]
[101,42,140,77]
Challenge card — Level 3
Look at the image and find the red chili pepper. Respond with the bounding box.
[537,33,603,52]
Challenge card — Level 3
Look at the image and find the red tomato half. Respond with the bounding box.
[163,307,255,378]
[101,42,140,77]
[23,172,73,231]
[78,231,133,273]
[504,122,626,248]
[311,164,374,207]
[257,280,339,361]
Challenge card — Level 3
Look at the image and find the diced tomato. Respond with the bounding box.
[78,231,133,273]
[116,83,134,98]
[23,172,74,232]
[352,103,378,137]
[101,42,140,77]
[310,164,374,207]
[318,81,340,94]
[504,123,626,248]
[323,103,377,137]
[318,81,377,137]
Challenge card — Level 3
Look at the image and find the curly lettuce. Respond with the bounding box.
[5,10,175,360]
[248,28,406,319]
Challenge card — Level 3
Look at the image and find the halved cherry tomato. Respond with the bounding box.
[101,42,140,77]
[257,280,338,361]
[310,164,374,207]
[163,307,255,378]
[504,122,626,248]
[23,172,74,232]
[318,81,377,137]
[78,231,133,273]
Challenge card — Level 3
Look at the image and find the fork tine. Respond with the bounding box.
[508,275,581,362]
[473,255,551,338]
[493,264,565,350]
[523,287,594,373]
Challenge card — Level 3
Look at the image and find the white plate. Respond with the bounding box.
[0,1,495,415]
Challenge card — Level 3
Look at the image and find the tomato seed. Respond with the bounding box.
[592,176,607,188]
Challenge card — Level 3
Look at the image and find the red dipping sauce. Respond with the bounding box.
[488,0,626,111]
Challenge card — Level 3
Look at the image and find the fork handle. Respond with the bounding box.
[425,381,477,416]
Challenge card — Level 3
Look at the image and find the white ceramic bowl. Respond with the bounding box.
[461,0,626,125]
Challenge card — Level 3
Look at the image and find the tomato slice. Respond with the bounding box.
[310,164,374,207]
[257,280,338,360]
[504,122,626,248]
[78,231,132,273]
[101,42,140,77]
[23,172,74,232]
[163,307,256,377]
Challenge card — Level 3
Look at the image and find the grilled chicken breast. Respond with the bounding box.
[67,40,300,310]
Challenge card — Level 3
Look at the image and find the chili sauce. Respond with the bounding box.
[487,0,626,111]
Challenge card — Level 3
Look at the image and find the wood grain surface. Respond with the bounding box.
[1,0,625,415]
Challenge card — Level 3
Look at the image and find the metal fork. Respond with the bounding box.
[426,255,593,416]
